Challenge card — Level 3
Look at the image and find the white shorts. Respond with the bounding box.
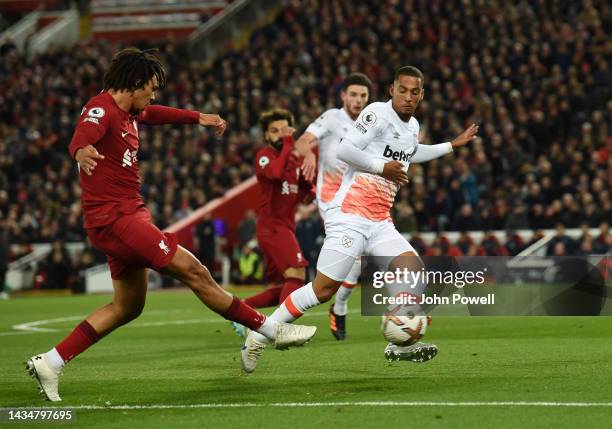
[319,205,360,284]
[317,208,415,281]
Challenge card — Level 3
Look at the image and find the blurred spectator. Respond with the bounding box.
[236,243,263,285]
[394,201,418,233]
[34,240,74,290]
[195,215,216,271]
[551,241,569,256]
[295,204,324,280]
[593,222,611,254]
[529,204,548,230]
[505,230,526,256]
[236,210,257,247]
[505,204,530,231]
[547,224,577,256]
[452,204,481,231]
[456,231,474,255]
[456,159,479,206]
[480,231,509,256]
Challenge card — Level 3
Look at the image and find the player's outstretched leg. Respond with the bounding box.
[228,285,281,337]
[230,272,303,338]
[241,269,345,373]
[164,247,316,349]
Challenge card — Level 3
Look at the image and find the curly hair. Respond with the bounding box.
[103,47,166,91]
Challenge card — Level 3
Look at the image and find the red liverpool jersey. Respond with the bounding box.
[254,137,315,232]
[68,92,199,228]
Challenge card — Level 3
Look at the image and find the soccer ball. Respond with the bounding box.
[381,314,428,346]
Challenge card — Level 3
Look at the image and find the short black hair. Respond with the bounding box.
[103,47,166,91]
[394,66,425,87]
[259,108,294,132]
[342,73,372,96]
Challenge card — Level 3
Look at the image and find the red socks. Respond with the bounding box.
[279,277,304,303]
[244,286,282,308]
[243,278,305,309]
[223,296,267,330]
[55,320,101,363]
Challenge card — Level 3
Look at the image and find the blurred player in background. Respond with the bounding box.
[26,48,316,402]
[241,66,479,373]
[295,73,373,340]
[231,109,315,337]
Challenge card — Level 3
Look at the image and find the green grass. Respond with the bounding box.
[1,289,611,429]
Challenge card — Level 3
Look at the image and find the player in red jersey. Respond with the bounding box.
[26,48,316,401]
[231,109,315,339]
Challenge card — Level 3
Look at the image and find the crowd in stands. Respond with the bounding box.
[1,1,610,283]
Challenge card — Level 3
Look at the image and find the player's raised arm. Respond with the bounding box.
[255,127,296,180]
[137,106,227,136]
[411,123,479,163]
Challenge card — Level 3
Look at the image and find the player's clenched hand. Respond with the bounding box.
[75,145,104,176]
[382,160,408,185]
[199,113,227,136]
[301,151,316,182]
[451,123,479,148]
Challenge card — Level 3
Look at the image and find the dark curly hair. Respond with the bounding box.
[103,47,166,91]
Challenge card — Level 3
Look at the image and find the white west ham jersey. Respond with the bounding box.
[305,108,355,212]
[329,100,419,222]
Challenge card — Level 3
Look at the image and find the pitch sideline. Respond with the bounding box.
[5,401,612,410]
[2,309,361,336]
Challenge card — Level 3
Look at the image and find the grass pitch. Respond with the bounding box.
[1,288,611,428]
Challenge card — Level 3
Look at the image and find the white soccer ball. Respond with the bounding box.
[381,314,429,346]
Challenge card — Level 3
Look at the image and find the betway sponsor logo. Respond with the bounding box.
[383,145,417,162]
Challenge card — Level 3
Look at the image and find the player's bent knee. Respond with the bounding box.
[318,283,341,303]
[313,273,342,303]
[115,302,144,325]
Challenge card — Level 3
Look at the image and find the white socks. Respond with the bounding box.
[256,318,278,339]
[252,283,320,343]
[333,283,355,316]
[45,348,65,371]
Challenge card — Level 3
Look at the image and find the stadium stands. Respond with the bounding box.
[1,0,610,279]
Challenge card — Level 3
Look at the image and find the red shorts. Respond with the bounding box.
[257,225,308,284]
[86,206,178,280]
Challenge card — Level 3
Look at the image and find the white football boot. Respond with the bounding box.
[271,323,317,350]
[241,323,317,373]
[241,330,267,374]
[26,354,62,401]
[384,342,438,363]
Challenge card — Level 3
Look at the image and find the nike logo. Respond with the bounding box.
[121,131,128,138]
